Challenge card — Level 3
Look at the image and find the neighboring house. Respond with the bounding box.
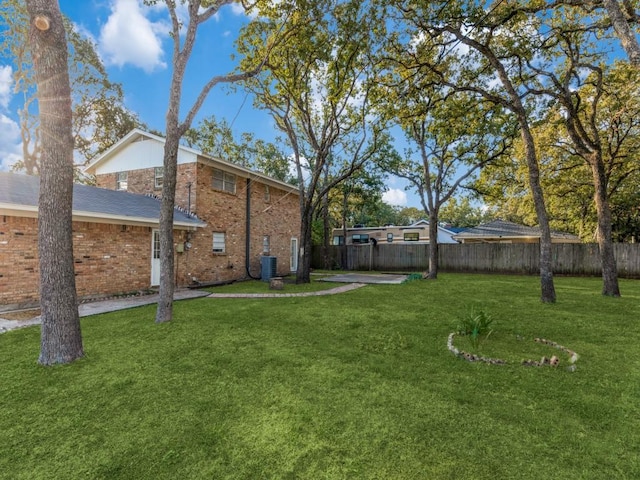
[85,129,300,287]
[0,171,205,310]
[452,219,581,244]
[332,220,459,245]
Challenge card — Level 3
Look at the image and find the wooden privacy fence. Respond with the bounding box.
[311,243,640,278]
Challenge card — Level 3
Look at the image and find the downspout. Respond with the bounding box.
[187,182,192,215]
[246,177,260,279]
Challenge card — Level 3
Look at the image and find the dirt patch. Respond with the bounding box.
[1,309,41,321]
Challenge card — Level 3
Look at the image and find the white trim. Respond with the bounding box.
[0,204,205,230]
[151,229,160,286]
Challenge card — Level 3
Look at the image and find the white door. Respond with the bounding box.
[151,230,161,286]
[290,237,299,272]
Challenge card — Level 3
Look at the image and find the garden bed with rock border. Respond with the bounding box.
[447,332,579,371]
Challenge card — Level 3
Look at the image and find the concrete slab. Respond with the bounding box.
[319,273,409,285]
[0,289,210,334]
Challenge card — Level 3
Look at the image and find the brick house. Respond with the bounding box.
[85,129,301,287]
[0,171,205,311]
[0,129,300,311]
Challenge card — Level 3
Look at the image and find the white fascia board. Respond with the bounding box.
[0,204,38,218]
[1,204,205,230]
[72,210,205,230]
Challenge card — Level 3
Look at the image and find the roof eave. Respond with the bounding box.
[1,204,205,230]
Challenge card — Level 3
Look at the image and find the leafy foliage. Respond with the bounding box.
[456,308,495,349]
[185,115,295,182]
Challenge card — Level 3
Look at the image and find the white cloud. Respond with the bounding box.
[0,66,13,109]
[229,3,247,16]
[383,188,407,206]
[0,66,21,171]
[99,0,167,73]
[0,114,22,171]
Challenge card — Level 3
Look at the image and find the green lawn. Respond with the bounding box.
[1,274,639,479]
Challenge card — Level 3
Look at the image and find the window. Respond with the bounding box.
[154,167,164,189]
[212,168,236,194]
[352,234,369,244]
[332,236,344,246]
[212,232,226,253]
[264,185,271,202]
[262,235,270,254]
[387,233,394,243]
[116,171,128,191]
[404,232,419,242]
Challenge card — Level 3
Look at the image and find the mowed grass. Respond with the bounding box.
[1,274,639,479]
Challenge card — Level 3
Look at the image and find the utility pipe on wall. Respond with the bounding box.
[245,177,260,279]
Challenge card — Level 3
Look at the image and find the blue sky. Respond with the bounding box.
[0,0,415,208]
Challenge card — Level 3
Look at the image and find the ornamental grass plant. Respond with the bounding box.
[0,274,639,479]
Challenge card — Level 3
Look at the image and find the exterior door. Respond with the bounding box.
[151,229,161,286]
[290,237,299,272]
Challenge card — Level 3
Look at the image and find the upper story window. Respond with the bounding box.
[116,171,128,191]
[387,233,394,243]
[332,236,344,246]
[212,168,236,194]
[154,167,164,189]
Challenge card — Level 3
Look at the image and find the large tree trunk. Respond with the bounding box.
[602,0,640,66]
[590,152,620,296]
[296,207,314,283]
[425,211,439,279]
[454,30,556,302]
[155,133,180,323]
[321,191,331,269]
[27,0,84,364]
[520,121,556,303]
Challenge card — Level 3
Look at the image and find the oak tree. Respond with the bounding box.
[238,0,392,283]
[26,0,83,365]
[150,0,267,322]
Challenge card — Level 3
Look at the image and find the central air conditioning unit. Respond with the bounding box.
[260,256,277,281]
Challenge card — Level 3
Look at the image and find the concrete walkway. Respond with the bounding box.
[0,283,369,333]
[0,289,209,334]
[319,273,408,284]
[206,282,366,298]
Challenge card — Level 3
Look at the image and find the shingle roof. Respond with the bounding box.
[0,172,205,228]
[453,219,579,240]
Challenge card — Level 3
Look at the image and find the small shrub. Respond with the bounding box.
[457,309,495,349]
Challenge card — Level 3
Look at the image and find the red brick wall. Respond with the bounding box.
[95,162,301,286]
[96,164,198,213]
[175,163,300,285]
[0,216,39,309]
[0,216,187,311]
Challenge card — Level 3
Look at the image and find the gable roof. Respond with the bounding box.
[409,219,458,236]
[0,172,205,230]
[452,219,580,242]
[84,128,299,194]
